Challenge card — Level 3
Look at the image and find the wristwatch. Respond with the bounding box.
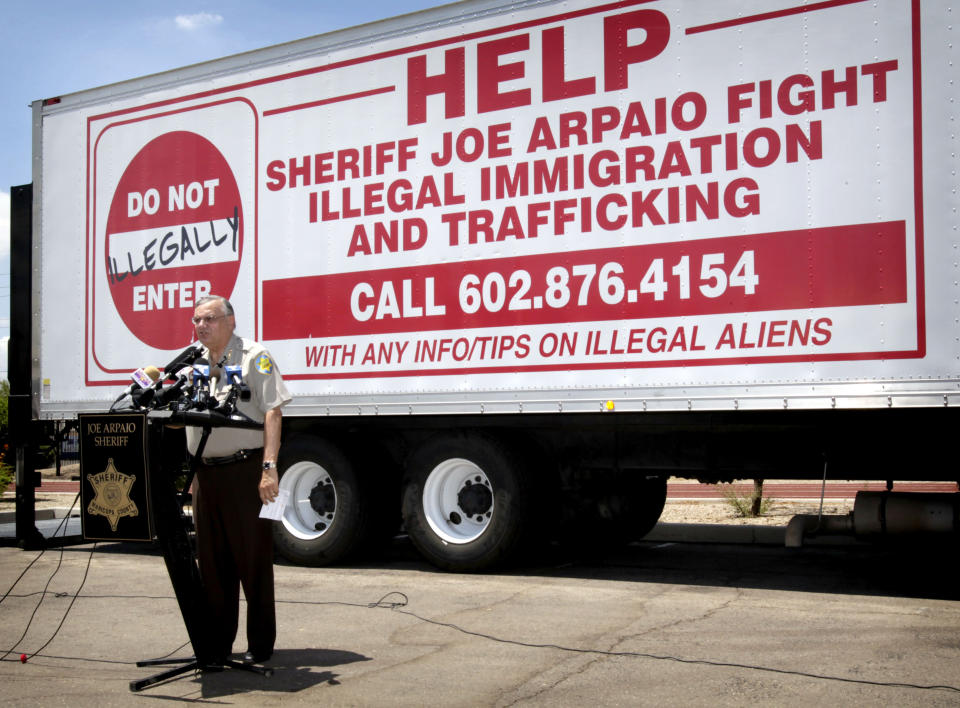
[262,461,277,471]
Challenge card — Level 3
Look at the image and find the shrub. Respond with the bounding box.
[0,444,13,492]
[0,380,9,490]
[720,479,772,517]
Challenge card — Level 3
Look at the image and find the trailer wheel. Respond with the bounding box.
[565,474,667,551]
[272,438,374,566]
[402,433,529,572]
[620,476,667,539]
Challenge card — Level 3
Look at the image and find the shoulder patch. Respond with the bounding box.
[255,353,274,374]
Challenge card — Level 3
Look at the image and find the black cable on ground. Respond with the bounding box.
[3,583,958,695]
[0,493,92,663]
[284,592,960,695]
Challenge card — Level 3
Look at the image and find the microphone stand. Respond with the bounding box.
[129,405,271,692]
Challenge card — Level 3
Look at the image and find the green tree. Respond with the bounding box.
[0,379,9,431]
[0,380,11,490]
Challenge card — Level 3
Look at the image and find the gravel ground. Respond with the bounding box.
[659,498,853,526]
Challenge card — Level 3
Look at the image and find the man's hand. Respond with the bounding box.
[259,467,279,504]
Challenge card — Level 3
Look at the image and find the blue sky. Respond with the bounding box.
[0,0,443,379]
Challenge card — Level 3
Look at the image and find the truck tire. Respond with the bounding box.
[272,437,377,566]
[402,433,530,572]
[565,474,667,551]
[620,476,667,539]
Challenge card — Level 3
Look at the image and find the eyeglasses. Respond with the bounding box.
[191,315,226,325]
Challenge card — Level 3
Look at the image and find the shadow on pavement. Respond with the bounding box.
[138,647,370,699]
[337,533,960,603]
[521,537,960,602]
[35,531,960,603]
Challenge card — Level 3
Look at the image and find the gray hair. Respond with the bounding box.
[195,295,234,316]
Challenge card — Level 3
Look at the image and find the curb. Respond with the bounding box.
[646,521,863,546]
[0,507,78,524]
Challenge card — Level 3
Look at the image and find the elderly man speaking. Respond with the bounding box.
[186,294,291,666]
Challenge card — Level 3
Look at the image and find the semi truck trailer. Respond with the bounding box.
[11,0,960,570]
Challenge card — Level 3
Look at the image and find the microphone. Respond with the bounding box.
[127,366,160,395]
[140,344,203,408]
[214,365,251,415]
[162,343,204,375]
[138,362,178,408]
[153,366,194,407]
[110,366,161,411]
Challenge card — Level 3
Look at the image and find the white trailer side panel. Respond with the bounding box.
[34,0,960,416]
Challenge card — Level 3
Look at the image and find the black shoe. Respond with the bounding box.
[242,650,272,664]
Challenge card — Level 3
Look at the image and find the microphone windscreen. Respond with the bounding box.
[130,368,153,388]
[144,366,161,382]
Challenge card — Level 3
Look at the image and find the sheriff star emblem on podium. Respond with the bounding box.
[86,458,139,532]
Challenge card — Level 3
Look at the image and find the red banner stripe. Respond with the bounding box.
[262,221,907,340]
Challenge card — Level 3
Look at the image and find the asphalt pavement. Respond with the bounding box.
[1,533,958,706]
[2,477,958,704]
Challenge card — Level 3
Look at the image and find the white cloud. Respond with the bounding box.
[175,12,223,31]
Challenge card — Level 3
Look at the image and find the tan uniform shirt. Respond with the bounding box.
[186,334,292,458]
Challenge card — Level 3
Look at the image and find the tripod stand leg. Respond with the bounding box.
[129,656,273,691]
[137,655,199,666]
[129,659,201,691]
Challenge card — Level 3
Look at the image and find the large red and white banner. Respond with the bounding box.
[76,0,926,393]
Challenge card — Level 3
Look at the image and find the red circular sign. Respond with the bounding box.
[105,131,243,349]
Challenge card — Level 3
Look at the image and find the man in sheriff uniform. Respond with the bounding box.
[187,294,292,666]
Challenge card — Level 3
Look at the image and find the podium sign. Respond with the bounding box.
[79,412,153,542]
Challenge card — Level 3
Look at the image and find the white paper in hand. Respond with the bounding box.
[259,488,290,520]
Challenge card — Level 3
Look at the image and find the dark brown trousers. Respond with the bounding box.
[194,457,275,659]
